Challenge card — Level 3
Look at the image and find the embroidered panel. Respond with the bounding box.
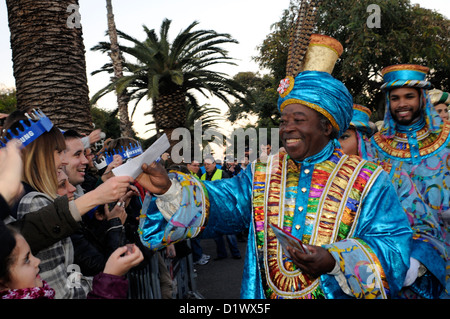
[373,122,450,159]
[252,151,378,299]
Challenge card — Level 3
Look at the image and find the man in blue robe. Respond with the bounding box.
[366,64,450,298]
[136,34,412,299]
[340,104,447,298]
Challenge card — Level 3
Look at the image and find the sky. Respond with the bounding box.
[0,0,448,139]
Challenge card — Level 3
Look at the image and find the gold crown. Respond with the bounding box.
[381,64,429,77]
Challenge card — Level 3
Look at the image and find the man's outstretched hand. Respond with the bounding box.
[136,161,172,195]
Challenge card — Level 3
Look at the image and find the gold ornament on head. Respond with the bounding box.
[302,34,343,73]
[277,76,295,98]
[278,0,346,120]
[278,34,344,116]
[283,0,344,79]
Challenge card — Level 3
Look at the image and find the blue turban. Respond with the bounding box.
[350,104,372,136]
[349,104,372,159]
[277,71,353,138]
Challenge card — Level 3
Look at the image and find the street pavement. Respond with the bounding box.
[193,237,247,299]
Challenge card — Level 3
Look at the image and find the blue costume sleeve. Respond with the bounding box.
[322,169,413,298]
[139,170,210,250]
[395,170,447,298]
[138,166,254,250]
[361,138,446,298]
[198,166,253,238]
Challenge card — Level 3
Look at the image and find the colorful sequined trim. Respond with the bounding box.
[253,152,321,299]
[373,122,450,159]
[252,150,380,299]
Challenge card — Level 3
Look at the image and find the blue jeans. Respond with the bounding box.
[190,238,203,262]
[214,234,241,258]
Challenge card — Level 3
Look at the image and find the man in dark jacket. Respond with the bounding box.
[200,156,241,260]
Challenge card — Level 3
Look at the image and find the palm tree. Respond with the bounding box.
[142,102,224,162]
[91,19,248,149]
[104,0,133,137]
[185,104,226,162]
[184,104,222,136]
[5,0,92,133]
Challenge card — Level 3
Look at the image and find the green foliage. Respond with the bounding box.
[91,105,134,140]
[142,101,223,151]
[317,0,450,119]
[227,72,280,128]
[250,0,450,123]
[0,89,17,114]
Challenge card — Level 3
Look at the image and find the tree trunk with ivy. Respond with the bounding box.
[5,0,93,134]
[105,0,133,137]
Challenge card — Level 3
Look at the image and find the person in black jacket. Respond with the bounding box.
[0,224,144,299]
[68,136,159,298]
[0,139,142,300]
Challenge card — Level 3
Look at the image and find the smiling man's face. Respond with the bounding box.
[64,137,88,186]
[279,103,332,162]
[389,87,422,126]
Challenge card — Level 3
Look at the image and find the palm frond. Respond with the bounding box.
[91,19,249,131]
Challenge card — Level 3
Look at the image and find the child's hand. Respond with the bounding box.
[103,244,144,277]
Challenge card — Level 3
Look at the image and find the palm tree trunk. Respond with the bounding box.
[5,0,92,134]
[153,89,187,165]
[105,0,133,137]
[153,89,186,130]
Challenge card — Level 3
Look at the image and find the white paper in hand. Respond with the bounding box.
[112,134,170,179]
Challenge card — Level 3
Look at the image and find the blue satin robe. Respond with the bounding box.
[139,141,412,299]
[366,118,450,298]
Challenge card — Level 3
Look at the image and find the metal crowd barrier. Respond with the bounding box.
[126,239,203,299]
